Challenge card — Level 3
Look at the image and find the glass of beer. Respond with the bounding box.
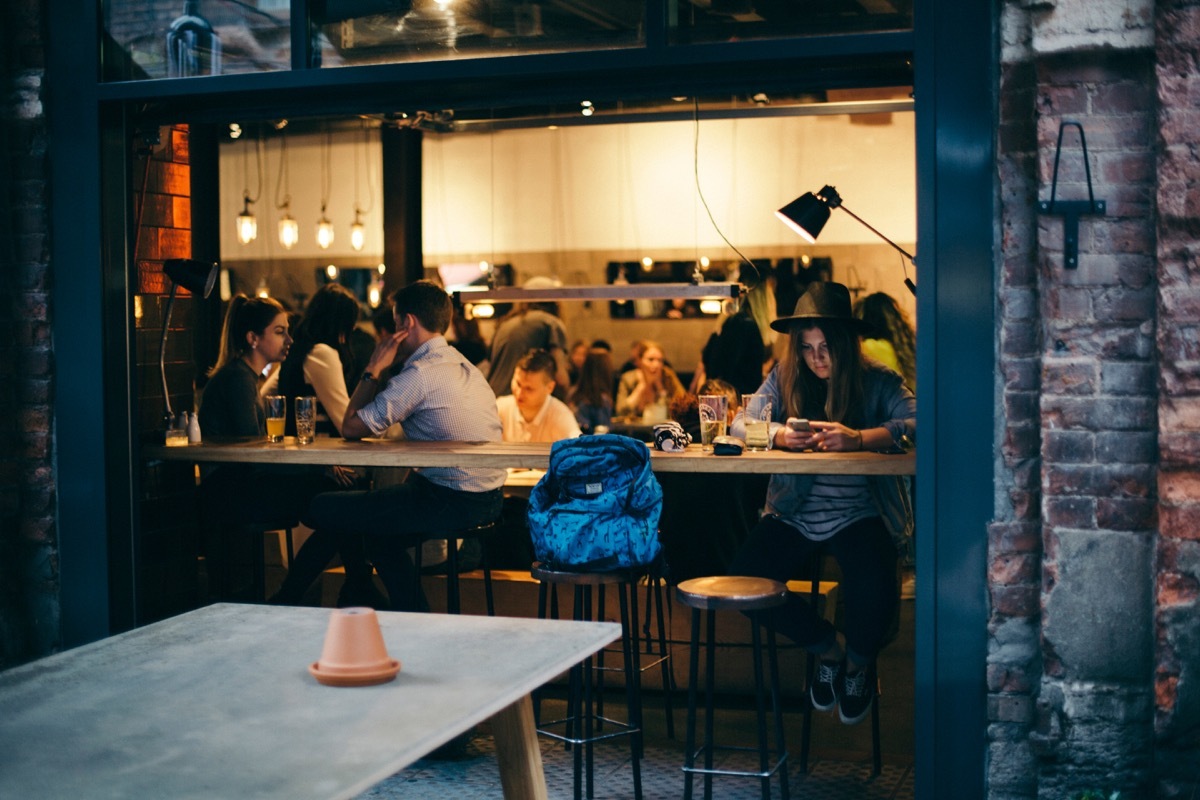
[698,394,728,452]
[295,396,316,445]
[265,395,286,443]
[742,393,772,451]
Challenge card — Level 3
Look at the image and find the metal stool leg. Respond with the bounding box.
[618,582,643,799]
[445,539,460,615]
[750,615,771,799]
[652,574,676,738]
[702,609,716,800]
[768,627,790,800]
[683,607,701,800]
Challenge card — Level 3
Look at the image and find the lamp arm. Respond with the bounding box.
[159,284,179,423]
[836,204,916,263]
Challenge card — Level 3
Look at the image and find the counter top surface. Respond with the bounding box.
[145,437,915,475]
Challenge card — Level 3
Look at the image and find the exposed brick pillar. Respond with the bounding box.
[0,0,58,668]
[1153,1,1200,795]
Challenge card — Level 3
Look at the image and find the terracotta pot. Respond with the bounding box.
[308,607,401,687]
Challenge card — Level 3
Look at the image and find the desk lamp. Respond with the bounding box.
[776,185,917,296]
[158,258,218,430]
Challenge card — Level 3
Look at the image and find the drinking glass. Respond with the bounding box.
[742,393,772,451]
[295,396,317,445]
[265,395,286,443]
[697,394,728,452]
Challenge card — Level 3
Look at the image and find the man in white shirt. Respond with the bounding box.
[495,349,581,443]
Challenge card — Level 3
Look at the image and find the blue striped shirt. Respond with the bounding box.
[791,474,877,541]
[357,336,506,492]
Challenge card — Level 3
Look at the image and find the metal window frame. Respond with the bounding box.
[49,2,995,797]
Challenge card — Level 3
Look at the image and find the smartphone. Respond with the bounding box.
[787,418,812,432]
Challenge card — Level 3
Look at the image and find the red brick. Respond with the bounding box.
[1045,496,1095,528]
[1159,504,1200,540]
[989,522,1043,555]
[992,585,1040,617]
[1096,497,1157,530]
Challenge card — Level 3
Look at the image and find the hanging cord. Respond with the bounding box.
[241,130,264,205]
[319,125,332,216]
[354,119,376,216]
[691,98,760,288]
[274,131,291,211]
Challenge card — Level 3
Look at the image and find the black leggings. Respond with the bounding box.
[727,515,899,664]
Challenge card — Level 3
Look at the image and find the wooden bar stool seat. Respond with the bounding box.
[676,576,790,800]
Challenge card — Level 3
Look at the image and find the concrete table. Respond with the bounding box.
[0,603,620,799]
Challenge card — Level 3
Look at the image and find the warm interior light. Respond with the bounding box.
[368,282,382,308]
[236,195,257,245]
[479,260,490,273]
[316,212,335,249]
[377,263,386,275]
[278,211,298,249]
[699,256,710,269]
[641,256,654,271]
[469,302,495,319]
[699,299,723,315]
[256,277,271,298]
[326,264,339,280]
[134,295,144,320]
[349,207,365,252]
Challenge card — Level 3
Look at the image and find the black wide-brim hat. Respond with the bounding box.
[769,281,877,336]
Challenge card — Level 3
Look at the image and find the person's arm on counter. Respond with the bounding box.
[342,328,405,440]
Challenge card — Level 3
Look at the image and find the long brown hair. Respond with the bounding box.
[634,340,686,400]
[776,321,865,426]
[209,294,286,376]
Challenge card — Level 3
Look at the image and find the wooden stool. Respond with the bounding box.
[676,576,790,800]
[412,520,500,615]
[531,562,643,800]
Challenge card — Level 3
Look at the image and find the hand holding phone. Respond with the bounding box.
[786,417,812,432]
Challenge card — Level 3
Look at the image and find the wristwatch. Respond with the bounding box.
[360,371,378,384]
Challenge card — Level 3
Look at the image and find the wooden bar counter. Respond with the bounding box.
[145,437,914,476]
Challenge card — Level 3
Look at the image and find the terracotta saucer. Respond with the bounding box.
[308,658,401,687]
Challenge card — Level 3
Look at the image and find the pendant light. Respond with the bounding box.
[235,132,263,245]
[350,121,374,252]
[316,127,335,249]
[275,128,298,249]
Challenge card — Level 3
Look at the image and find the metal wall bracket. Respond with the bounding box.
[1037,121,1106,269]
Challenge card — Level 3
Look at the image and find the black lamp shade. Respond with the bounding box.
[164,258,218,298]
[775,193,829,243]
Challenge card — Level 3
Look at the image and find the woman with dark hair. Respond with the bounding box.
[854,291,917,392]
[277,282,361,437]
[568,347,615,434]
[199,293,371,607]
[729,282,915,727]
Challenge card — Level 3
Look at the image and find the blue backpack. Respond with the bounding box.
[527,434,663,571]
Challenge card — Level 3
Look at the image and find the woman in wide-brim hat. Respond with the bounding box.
[729,280,915,726]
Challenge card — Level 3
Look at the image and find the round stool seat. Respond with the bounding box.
[531,561,637,586]
[675,576,788,611]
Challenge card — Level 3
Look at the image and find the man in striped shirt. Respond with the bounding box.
[305,280,506,610]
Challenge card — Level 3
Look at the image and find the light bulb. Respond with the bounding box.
[350,218,365,252]
[316,215,335,249]
[699,299,723,315]
[236,195,257,244]
[326,264,339,280]
[368,281,382,308]
[278,212,299,249]
[256,277,271,298]
[469,303,495,319]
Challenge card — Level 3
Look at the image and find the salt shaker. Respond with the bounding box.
[187,411,202,443]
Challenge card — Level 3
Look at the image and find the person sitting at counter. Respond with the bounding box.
[496,348,581,443]
[569,346,616,435]
[728,281,915,727]
[614,339,686,423]
[197,294,359,603]
[304,280,506,611]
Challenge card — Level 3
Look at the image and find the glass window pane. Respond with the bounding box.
[103,0,292,81]
[669,0,912,44]
[315,0,644,68]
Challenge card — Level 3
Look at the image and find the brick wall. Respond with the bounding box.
[1153,1,1200,795]
[991,1,1200,797]
[0,0,57,669]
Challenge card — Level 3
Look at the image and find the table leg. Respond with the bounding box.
[492,694,548,800]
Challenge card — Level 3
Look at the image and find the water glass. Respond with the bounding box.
[264,395,286,443]
[742,394,772,451]
[697,395,728,452]
[295,396,317,445]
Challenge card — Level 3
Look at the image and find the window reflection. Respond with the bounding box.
[669,0,912,44]
[103,0,292,81]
